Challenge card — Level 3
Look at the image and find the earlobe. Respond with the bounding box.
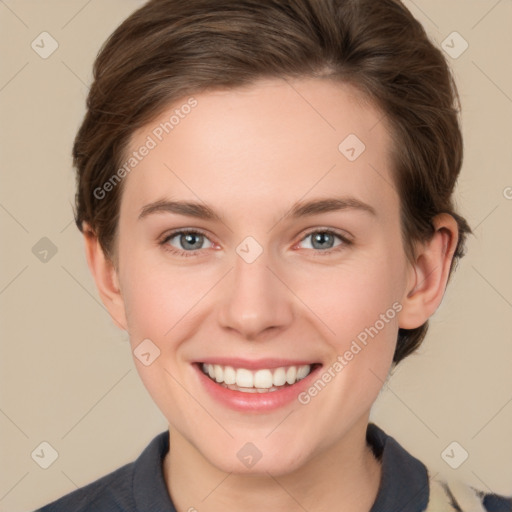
[82,223,128,331]
[398,213,459,330]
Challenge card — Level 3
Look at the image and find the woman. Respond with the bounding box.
[35,0,512,510]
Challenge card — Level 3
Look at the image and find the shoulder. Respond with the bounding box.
[426,474,512,512]
[367,423,512,512]
[33,430,172,512]
[34,462,135,512]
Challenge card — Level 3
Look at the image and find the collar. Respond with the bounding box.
[367,422,429,512]
[132,423,429,511]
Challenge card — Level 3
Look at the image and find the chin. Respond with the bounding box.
[198,437,313,477]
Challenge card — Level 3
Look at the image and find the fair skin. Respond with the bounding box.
[83,77,458,512]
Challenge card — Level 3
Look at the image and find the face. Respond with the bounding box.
[114,77,413,475]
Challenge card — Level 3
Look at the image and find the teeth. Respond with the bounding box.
[297,365,310,380]
[226,383,282,393]
[273,367,287,386]
[286,366,297,384]
[254,369,273,389]
[201,363,312,389]
[236,368,253,388]
[223,366,236,385]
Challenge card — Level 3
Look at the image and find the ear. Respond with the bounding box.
[398,213,459,329]
[82,223,128,331]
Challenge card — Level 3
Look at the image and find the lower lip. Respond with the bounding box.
[193,364,322,412]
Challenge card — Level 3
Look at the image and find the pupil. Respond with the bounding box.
[183,233,202,249]
[313,232,332,250]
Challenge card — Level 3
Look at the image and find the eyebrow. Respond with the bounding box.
[138,196,377,222]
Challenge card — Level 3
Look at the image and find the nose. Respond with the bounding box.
[217,249,294,340]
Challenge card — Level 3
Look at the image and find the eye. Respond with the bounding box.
[160,229,214,257]
[296,229,352,255]
[159,227,352,258]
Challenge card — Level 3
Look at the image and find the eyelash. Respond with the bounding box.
[159,228,352,258]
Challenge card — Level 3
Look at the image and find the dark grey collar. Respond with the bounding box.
[367,422,429,512]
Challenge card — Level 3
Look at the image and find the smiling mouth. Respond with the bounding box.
[200,363,321,393]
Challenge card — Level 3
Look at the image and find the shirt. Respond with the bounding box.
[34,423,512,512]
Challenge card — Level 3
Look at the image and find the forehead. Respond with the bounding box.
[120,77,398,224]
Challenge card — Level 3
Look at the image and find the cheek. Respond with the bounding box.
[297,265,401,414]
[122,272,173,341]
[118,257,200,420]
[288,251,404,408]
[292,253,403,340]
[120,247,199,340]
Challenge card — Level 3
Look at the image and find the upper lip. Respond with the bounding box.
[196,358,320,370]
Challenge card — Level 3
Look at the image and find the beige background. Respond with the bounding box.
[0,1,511,511]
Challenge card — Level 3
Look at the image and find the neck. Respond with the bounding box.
[163,417,382,512]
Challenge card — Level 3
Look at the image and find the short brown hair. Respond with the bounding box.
[72,0,472,364]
